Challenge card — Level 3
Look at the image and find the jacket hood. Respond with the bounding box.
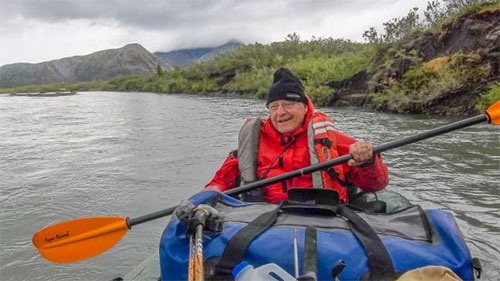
[304,93,315,122]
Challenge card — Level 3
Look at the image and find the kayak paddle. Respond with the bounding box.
[32,100,500,263]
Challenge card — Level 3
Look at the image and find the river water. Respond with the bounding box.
[0,91,498,281]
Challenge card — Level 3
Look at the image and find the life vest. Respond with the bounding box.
[237,111,349,202]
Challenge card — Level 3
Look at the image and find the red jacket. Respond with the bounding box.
[205,98,388,203]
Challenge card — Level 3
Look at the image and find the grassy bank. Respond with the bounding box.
[0,37,375,106]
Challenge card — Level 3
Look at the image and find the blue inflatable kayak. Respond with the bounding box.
[158,189,480,281]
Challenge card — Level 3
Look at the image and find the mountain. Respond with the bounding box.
[0,43,168,88]
[198,40,244,62]
[154,40,243,68]
[154,47,212,68]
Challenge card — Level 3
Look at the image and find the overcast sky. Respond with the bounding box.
[0,0,430,66]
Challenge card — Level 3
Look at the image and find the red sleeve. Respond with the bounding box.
[334,131,389,192]
[204,151,240,192]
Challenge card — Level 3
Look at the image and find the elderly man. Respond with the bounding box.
[205,67,388,203]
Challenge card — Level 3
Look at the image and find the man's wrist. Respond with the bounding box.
[205,185,222,191]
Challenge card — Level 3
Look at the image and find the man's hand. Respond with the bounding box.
[348,141,374,167]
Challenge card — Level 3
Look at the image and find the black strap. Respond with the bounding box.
[314,138,333,148]
[336,205,397,281]
[259,138,296,181]
[303,226,317,275]
[214,203,283,278]
[282,181,288,193]
[326,167,348,187]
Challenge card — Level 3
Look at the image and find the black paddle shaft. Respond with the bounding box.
[374,114,486,154]
[127,113,487,228]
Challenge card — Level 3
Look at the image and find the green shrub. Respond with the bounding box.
[363,0,498,46]
[141,81,158,92]
[402,66,436,93]
[476,83,500,111]
[371,86,415,112]
[306,83,334,106]
[371,64,437,111]
[223,69,273,96]
[188,78,219,93]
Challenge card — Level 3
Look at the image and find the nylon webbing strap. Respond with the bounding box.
[336,205,396,281]
[303,226,317,275]
[214,203,283,278]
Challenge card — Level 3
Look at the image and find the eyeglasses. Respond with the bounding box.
[267,100,297,112]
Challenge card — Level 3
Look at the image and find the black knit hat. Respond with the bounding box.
[266,67,307,106]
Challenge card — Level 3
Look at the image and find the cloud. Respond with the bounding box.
[0,0,430,66]
[1,0,415,30]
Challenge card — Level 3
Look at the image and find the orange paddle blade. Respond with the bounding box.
[32,217,129,263]
[486,100,500,125]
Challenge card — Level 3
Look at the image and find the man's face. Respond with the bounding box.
[268,100,308,134]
